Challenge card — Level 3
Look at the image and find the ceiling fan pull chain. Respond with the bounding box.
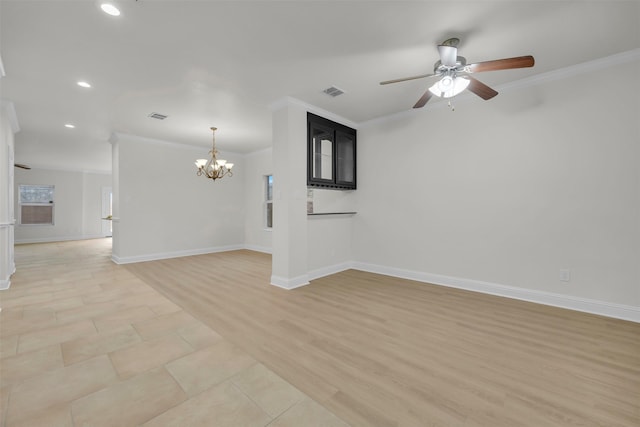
[448,100,455,112]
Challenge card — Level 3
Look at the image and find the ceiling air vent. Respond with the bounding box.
[323,86,345,97]
[148,112,168,120]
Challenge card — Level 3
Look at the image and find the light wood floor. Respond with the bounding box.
[1,239,348,427]
[125,247,640,427]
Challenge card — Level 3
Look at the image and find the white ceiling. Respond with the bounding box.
[1,1,638,173]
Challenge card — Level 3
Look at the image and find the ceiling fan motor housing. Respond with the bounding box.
[437,45,458,67]
[433,56,467,74]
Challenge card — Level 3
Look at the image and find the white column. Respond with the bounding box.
[0,100,19,290]
[269,99,309,289]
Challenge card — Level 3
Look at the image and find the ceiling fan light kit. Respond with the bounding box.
[380,37,534,109]
[428,73,470,98]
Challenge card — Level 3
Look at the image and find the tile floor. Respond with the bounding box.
[0,239,349,426]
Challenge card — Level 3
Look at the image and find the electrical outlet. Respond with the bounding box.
[559,269,571,282]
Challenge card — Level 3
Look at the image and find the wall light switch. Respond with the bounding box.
[559,269,571,282]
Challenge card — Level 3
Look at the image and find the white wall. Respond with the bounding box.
[112,134,245,263]
[14,168,111,243]
[243,148,273,253]
[354,60,640,309]
[308,214,354,276]
[307,189,357,277]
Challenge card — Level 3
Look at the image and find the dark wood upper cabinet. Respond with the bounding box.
[307,113,356,190]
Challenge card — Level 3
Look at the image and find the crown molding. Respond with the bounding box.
[112,131,245,157]
[498,48,640,93]
[245,146,272,158]
[16,164,112,175]
[268,96,359,130]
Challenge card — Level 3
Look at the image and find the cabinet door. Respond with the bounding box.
[307,112,356,189]
[308,122,334,185]
[335,130,356,188]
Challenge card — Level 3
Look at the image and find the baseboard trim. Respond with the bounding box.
[243,244,272,254]
[351,262,640,323]
[270,274,310,290]
[1,263,16,290]
[15,234,106,244]
[308,262,352,282]
[111,244,245,265]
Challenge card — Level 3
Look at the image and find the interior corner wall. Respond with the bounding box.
[112,134,245,263]
[13,168,112,243]
[354,60,640,309]
[243,148,273,253]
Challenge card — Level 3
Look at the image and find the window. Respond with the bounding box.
[19,184,55,225]
[265,175,273,229]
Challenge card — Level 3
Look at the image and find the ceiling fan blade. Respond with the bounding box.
[14,163,31,170]
[438,45,458,67]
[466,76,498,100]
[380,73,435,85]
[467,55,534,73]
[413,90,433,108]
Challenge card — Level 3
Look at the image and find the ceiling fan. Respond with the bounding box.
[380,38,534,108]
[14,163,31,170]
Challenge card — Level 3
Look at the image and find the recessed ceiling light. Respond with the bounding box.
[100,3,120,16]
[65,124,75,128]
[77,81,91,88]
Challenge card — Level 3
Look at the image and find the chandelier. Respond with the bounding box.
[194,127,234,181]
